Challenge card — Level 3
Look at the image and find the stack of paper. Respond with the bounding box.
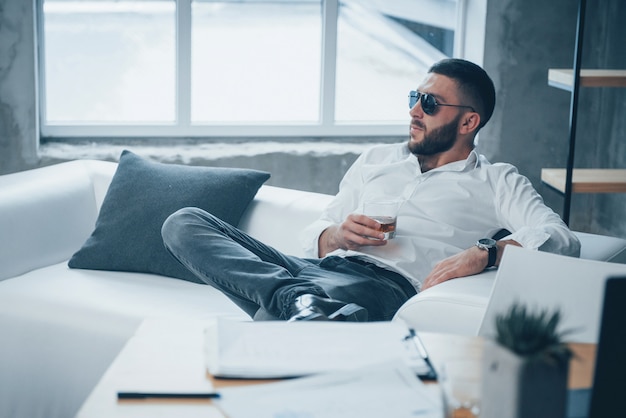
[215,361,442,418]
[204,318,434,379]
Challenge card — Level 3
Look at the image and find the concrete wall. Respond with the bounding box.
[1,0,625,237]
[574,1,626,237]
[480,0,626,237]
[37,139,388,195]
[0,0,39,172]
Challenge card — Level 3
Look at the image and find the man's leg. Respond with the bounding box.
[307,256,417,321]
[162,207,333,319]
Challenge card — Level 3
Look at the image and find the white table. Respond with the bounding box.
[77,318,594,417]
[76,318,227,418]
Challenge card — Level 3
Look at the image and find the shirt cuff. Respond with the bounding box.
[500,227,550,250]
[299,219,335,258]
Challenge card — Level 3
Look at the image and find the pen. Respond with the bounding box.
[408,328,438,380]
[409,328,428,358]
[117,392,221,400]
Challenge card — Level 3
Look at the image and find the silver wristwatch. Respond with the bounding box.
[476,238,497,268]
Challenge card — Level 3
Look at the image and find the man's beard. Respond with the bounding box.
[408,114,461,156]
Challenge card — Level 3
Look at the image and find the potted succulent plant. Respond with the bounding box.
[481,303,573,418]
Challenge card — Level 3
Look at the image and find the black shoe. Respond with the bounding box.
[288,294,368,322]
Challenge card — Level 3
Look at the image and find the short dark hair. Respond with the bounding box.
[428,58,496,130]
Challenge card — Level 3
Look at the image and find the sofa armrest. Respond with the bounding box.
[575,231,626,263]
[82,160,118,210]
[0,161,108,280]
[393,270,497,335]
[393,232,626,336]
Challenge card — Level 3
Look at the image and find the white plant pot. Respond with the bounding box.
[481,341,569,418]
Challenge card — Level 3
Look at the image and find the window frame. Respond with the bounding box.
[37,0,481,139]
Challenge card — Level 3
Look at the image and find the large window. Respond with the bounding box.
[40,0,466,138]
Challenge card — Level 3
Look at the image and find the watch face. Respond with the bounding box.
[477,238,498,268]
[478,238,497,248]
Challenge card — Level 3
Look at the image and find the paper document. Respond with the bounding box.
[205,318,435,379]
[215,361,442,418]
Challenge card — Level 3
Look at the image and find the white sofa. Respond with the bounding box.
[1,159,626,418]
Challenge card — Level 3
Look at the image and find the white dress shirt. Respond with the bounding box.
[300,142,580,290]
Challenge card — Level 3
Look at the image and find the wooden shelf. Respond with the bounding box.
[548,69,626,91]
[541,168,626,193]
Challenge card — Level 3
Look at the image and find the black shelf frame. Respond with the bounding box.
[561,0,587,225]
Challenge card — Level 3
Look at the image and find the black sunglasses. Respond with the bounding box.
[408,90,475,115]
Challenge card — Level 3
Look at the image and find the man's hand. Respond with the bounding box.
[421,246,488,291]
[421,240,521,291]
[318,214,387,258]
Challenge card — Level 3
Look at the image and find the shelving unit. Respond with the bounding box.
[541,0,626,225]
[541,169,626,194]
[547,69,626,90]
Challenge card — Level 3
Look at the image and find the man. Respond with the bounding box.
[162,58,580,323]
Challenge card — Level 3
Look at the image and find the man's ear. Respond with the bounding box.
[459,112,481,135]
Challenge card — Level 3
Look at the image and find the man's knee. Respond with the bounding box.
[161,207,208,250]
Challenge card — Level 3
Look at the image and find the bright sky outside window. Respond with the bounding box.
[41,0,460,135]
[335,1,448,123]
[43,1,176,123]
[191,1,321,123]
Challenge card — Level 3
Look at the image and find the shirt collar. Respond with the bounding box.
[466,150,480,168]
[418,149,481,174]
[401,143,482,172]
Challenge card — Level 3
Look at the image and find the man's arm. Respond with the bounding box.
[317,214,388,258]
[420,164,581,291]
[420,239,521,291]
[302,145,399,258]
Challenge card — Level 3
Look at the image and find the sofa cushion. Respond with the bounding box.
[68,150,270,283]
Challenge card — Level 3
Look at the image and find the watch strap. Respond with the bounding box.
[476,238,497,268]
[486,245,497,268]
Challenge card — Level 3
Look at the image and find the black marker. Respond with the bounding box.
[117,392,221,400]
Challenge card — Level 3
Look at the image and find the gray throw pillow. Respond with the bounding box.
[68,150,270,283]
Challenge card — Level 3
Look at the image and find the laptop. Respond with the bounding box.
[478,246,626,343]
[476,247,626,417]
[479,248,626,418]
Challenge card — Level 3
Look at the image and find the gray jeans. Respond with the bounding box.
[161,207,416,321]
